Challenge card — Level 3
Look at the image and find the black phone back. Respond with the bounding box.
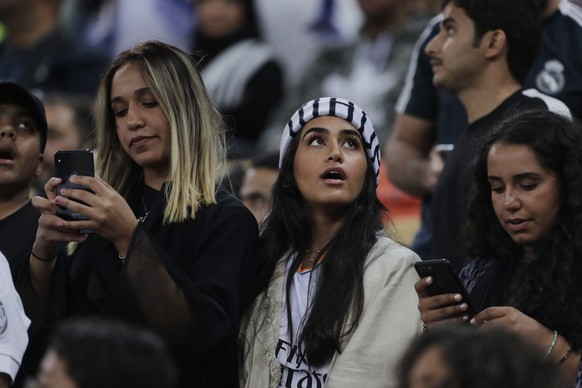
[414,259,478,318]
[54,149,94,221]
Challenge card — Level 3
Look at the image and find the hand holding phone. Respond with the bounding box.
[414,259,478,319]
[54,150,95,222]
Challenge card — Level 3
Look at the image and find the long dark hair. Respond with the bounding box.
[463,109,582,349]
[253,129,388,366]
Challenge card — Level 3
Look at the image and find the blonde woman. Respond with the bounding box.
[23,41,258,387]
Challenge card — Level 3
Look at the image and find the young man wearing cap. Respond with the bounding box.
[0,81,47,275]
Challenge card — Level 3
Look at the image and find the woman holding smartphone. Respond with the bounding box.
[415,110,582,385]
[240,97,422,387]
[22,40,258,387]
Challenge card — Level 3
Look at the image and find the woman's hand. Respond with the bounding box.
[415,276,472,329]
[32,178,88,259]
[52,175,139,256]
[471,306,553,350]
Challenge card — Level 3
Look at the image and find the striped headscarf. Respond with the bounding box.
[279,97,381,184]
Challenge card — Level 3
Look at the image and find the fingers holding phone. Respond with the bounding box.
[55,174,139,245]
[415,277,471,328]
[414,259,478,327]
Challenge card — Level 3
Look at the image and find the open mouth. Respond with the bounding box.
[320,168,346,181]
[0,146,15,161]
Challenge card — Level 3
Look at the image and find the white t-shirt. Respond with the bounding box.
[0,252,30,383]
[277,260,330,387]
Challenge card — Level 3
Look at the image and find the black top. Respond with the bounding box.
[430,90,569,269]
[0,201,39,276]
[17,188,258,387]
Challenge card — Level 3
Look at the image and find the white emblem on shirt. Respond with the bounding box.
[0,301,7,336]
[535,59,566,95]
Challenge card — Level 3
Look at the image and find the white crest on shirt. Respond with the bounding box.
[535,59,566,95]
[0,301,7,337]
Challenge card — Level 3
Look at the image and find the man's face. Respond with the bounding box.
[44,103,85,174]
[425,3,486,94]
[240,167,279,223]
[0,103,43,194]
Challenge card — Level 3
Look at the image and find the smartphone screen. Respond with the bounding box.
[414,259,478,319]
[54,149,95,222]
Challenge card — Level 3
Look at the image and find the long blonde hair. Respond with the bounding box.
[94,40,227,223]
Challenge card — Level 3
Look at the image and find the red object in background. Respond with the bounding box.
[376,161,422,243]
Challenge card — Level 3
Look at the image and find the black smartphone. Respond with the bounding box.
[54,149,94,222]
[414,259,478,319]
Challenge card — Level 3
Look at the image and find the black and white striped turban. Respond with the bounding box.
[279,97,381,184]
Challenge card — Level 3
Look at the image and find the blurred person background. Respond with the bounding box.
[262,0,431,149]
[238,151,279,224]
[398,324,567,388]
[0,0,109,98]
[192,0,284,159]
[59,0,194,56]
[27,318,177,388]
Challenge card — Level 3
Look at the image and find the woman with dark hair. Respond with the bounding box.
[241,97,422,387]
[415,109,582,385]
[398,324,566,388]
[193,0,284,158]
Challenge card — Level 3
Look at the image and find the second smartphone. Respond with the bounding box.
[414,259,478,319]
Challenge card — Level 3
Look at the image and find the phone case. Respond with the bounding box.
[414,259,478,318]
[54,150,94,222]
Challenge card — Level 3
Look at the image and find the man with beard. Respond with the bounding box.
[385,0,582,262]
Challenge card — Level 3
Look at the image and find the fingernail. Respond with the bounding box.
[470,318,476,325]
[459,303,467,310]
[462,315,469,321]
[426,276,432,283]
[454,294,462,301]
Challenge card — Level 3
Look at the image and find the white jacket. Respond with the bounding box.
[241,236,423,388]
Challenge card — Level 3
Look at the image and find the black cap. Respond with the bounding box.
[0,81,48,152]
